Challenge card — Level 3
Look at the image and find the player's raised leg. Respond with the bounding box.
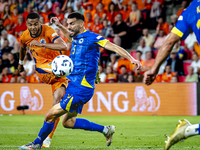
[164,119,200,150]
[19,104,66,149]
[42,85,66,148]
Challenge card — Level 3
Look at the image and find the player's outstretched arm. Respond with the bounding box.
[18,45,26,72]
[50,17,72,43]
[143,32,180,85]
[104,41,141,70]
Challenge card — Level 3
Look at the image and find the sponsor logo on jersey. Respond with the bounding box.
[96,35,102,39]
[178,15,183,21]
[79,38,84,44]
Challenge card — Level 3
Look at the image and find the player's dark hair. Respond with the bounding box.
[27,12,40,20]
[68,12,85,22]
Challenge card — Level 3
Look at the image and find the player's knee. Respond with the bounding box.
[62,120,75,128]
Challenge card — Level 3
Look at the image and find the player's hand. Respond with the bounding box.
[131,59,141,70]
[50,17,60,26]
[30,40,43,47]
[143,69,157,86]
[18,64,24,72]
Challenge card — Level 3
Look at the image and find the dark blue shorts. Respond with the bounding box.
[60,82,94,114]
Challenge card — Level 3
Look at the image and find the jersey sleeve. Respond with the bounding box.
[46,26,60,43]
[20,31,27,47]
[171,11,190,40]
[88,32,109,48]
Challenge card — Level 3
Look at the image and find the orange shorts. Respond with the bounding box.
[35,62,68,93]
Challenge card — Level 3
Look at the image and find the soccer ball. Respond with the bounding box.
[52,55,73,77]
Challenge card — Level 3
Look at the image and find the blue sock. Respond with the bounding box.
[34,121,55,145]
[199,124,200,134]
[73,118,104,133]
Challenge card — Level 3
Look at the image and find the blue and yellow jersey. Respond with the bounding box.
[67,30,108,89]
[171,0,200,41]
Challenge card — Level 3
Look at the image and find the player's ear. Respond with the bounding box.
[80,21,84,28]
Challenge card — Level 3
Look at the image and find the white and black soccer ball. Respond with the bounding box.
[52,55,73,77]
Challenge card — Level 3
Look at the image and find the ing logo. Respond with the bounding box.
[20,86,43,111]
[132,86,160,112]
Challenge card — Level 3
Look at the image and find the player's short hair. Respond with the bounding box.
[68,12,85,22]
[27,12,40,20]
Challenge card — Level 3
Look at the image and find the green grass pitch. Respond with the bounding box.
[0,115,200,150]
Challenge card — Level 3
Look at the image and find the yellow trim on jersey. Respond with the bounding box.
[95,39,109,48]
[65,97,73,112]
[171,27,183,37]
[81,75,93,88]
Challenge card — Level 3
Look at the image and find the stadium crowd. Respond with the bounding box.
[0,0,198,84]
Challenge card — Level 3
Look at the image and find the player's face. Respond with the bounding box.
[27,18,41,37]
[67,18,83,37]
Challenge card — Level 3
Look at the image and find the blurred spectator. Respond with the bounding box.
[101,19,111,38]
[20,77,27,83]
[0,0,8,14]
[161,65,176,82]
[156,16,169,35]
[7,53,18,72]
[23,52,35,76]
[107,2,118,24]
[105,65,117,83]
[96,2,107,23]
[52,0,60,14]
[170,76,178,83]
[2,67,12,83]
[1,39,13,60]
[101,0,112,12]
[167,47,184,76]
[150,1,162,29]
[112,13,130,49]
[23,4,33,22]
[45,13,59,30]
[185,66,198,82]
[133,68,144,82]
[26,71,41,83]
[11,7,19,26]
[61,18,68,27]
[176,0,187,17]
[127,73,134,83]
[133,0,147,11]
[133,50,144,70]
[1,4,11,27]
[17,0,27,14]
[76,2,85,14]
[85,12,94,31]
[40,16,44,24]
[12,69,21,83]
[154,30,166,49]
[84,2,96,23]
[128,3,142,42]
[64,7,73,19]
[184,32,197,50]
[118,65,128,82]
[116,57,133,74]
[5,24,13,35]
[142,51,155,72]
[0,57,5,74]
[190,52,200,74]
[40,0,52,12]
[0,19,4,35]
[41,4,51,24]
[142,28,155,48]
[14,15,27,37]
[92,16,103,34]
[137,38,151,60]
[31,0,40,12]
[119,5,130,22]
[10,0,17,13]
[170,14,178,27]
[55,6,64,22]
[99,65,106,83]
[1,30,16,48]
[108,53,118,71]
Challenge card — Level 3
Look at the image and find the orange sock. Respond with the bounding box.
[48,117,60,139]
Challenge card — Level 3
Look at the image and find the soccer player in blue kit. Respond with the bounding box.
[143,0,200,150]
[19,12,141,149]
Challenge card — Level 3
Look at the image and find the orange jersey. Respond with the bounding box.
[20,24,62,66]
[20,24,68,93]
